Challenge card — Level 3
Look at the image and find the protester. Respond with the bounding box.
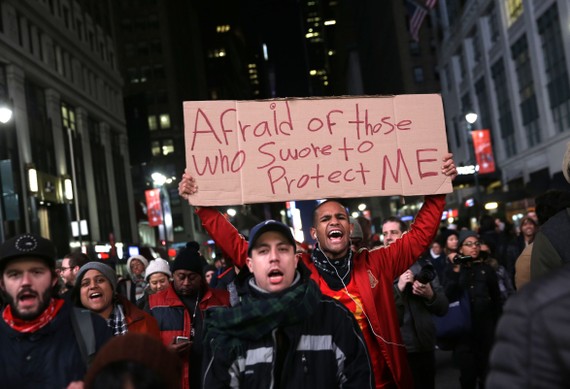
[73,262,161,338]
[386,216,449,389]
[349,216,365,252]
[145,258,172,294]
[60,252,90,298]
[202,219,374,388]
[203,264,216,285]
[179,153,457,388]
[117,254,149,304]
[442,230,502,388]
[480,241,514,305]
[148,242,230,389]
[504,215,537,286]
[82,333,182,389]
[0,233,112,388]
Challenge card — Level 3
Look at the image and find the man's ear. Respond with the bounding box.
[51,274,59,288]
[310,227,317,240]
[245,257,254,273]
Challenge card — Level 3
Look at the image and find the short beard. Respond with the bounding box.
[5,287,54,321]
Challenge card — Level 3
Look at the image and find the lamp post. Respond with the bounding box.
[465,112,481,213]
[0,103,13,243]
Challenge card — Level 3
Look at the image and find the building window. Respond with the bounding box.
[151,141,161,156]
[409,41,420,56]
[488,5,500,43]
[537,3,570,133]
[511,35,540,146]
[159,114,171,129]
[61,103,76,131]
[55,45,64,76]
[127,68,138,83]
[413,67,424,83]
[162,139,174,155]
[506,0,523,26]
[148,115,157,131]
[492,59,517,157]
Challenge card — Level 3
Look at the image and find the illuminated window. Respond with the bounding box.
[162,139,174,155]
[159,114,170,129]
[506,0,523,25]
[148,115,157,131]
[151,141,161,156]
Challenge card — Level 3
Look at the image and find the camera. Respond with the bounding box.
[453,255,473,265]
[414,263,436,284]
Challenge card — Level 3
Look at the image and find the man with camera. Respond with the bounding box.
[385,217,449,389]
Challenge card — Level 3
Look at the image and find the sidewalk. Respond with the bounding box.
[435,348,460,388]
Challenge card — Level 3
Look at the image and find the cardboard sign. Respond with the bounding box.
[183,95,451,206]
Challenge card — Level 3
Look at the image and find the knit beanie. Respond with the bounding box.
[171,242,203,274]
[75,261,118,292]
[458,230,478,247]
[145,258,172,281]
[84,333,181,389]
[127,254,149,271]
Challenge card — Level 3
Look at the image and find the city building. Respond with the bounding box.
[436,0,570,226]
[0,0,136,256]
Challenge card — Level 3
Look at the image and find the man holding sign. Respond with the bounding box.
[179,152,456,388]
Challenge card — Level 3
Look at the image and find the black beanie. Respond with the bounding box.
[171,242,203,274]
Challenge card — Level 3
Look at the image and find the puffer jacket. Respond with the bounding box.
[487,262,570,388]
[149,283,229,389]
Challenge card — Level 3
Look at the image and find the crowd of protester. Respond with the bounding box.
[2,144,570,388]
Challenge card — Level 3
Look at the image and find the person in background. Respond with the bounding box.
[148,242,230,389]
[386,217,449,389]
[202,220,374,388]
[515,189,570,288]
[117,255,149,304]
[504,215,537,287]
[442,231,502,389]
[203,265,216,286]
[60,252,90,298]
[480,241,514,305]
[73,262,161,338]
[137,258,172,310]
[425,238,446,282]
[0,233,112,388]
[349,216,365,252]
[83,333,181,389]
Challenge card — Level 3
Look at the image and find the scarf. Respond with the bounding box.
[311,244,353,289]
[3,298,65,333]
[107,303,128,336]
[204,273,321,354]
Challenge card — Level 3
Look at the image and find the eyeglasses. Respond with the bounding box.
[60,266,73,272]
[462,241,481,247]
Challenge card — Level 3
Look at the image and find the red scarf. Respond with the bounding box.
[3,298,65,333]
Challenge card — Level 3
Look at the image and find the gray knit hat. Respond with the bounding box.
[75,261,118,292]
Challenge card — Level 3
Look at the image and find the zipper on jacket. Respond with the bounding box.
[271,329,277,389]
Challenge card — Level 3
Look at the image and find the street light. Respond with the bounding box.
[465,112,481,213]
[0,103,13,243]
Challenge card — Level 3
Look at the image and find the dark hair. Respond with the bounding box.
[382,216,408,233]
[535,190,570,225]
[64,252,90,269]
[88,361,170,389]
[478,214,496,233]
[312,199,349,227]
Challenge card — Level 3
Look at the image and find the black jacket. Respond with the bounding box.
[0,299,112,388]
[487,262,570,388]
[202,277,374,389]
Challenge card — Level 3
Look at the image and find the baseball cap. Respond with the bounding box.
[248,220,295,256]
[0,233,57,271]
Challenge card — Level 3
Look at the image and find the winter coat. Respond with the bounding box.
[196,194,446,388]
[202,278,374,389]
[0,299,112,389]
[487,262,570,388]
[149,283,230,389]
[118,294,161,339]
[531,208,570,279]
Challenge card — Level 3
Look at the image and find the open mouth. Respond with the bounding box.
[89,292,103,300]
[328,229,343,241]
[268,269,284,284]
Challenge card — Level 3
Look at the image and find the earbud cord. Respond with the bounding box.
[316,238,405,348]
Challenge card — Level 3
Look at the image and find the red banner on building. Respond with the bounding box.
[145,188,163,226]
[471,129,496,174]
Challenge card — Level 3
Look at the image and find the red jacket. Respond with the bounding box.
[119,294,161,339]
[196,194,445,388]
[149,283,229,389]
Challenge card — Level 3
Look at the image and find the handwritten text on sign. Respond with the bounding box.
[183,95,451,206]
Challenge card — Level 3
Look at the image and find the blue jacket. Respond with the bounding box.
[0,299,112,388]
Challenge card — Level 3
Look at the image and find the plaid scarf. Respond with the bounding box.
[3,298,64,333]
[107,303,128,336]
[204,273,321,354]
